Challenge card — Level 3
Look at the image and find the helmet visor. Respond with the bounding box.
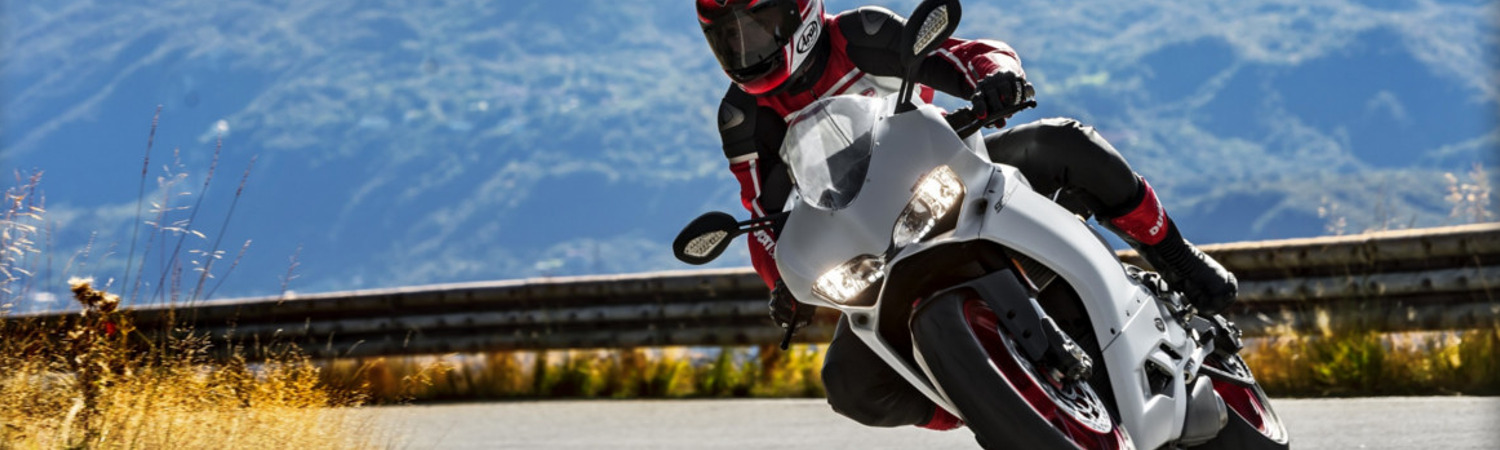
[702,2,800,82]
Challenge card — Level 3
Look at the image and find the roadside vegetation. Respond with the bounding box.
[317,315,1499,404]
[0,111,373,449]
[0,286,373,448]
[318,345,825,403]
[1246,314,1500,397]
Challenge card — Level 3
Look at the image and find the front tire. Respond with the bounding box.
[912,291,1131,450]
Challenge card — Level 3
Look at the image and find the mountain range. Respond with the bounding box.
[1,0,1495,308]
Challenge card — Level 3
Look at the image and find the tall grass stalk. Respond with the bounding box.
[191,155,255,303]
[0,172,44,305]
[146,136,220,305]
[121,106,160,306]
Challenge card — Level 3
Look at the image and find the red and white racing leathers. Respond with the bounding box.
[715,6,1024,289]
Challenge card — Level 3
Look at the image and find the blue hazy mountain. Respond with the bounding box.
[1,0,1496,304]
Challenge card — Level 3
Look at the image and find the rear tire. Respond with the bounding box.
[913,291,1131,450]
[1190,354,1290,450]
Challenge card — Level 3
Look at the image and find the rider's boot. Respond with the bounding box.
[1100,177,1237,315]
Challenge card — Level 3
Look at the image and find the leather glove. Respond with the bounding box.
[969,70,1031,126]
[768,280,816,330]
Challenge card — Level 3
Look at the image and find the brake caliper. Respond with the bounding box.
[1041,317,1094,384]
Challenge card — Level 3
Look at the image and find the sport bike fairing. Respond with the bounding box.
[772,94,1200,446]
[776,96,1000,410]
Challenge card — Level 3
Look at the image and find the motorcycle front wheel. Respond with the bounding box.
[913,291,1132,450]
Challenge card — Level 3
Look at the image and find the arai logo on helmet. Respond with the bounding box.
[795,20,819,54]
[912,5,949,55]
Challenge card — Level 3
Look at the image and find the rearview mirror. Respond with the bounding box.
[672,212,740,265]
[899,0,963,69]
[895,0,963,111]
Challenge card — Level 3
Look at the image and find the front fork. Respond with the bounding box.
[915,269,1094,384]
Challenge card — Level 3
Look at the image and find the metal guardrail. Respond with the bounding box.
[5,224,1497,359]
[1155,223,1500,336]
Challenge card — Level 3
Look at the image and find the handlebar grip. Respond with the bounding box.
[949,99,1038,139]
[779,325,795,350]
[944,108,982,135]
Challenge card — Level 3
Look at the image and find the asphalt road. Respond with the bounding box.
[368,397,1499,449]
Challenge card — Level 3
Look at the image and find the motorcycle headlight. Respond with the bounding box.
[812,254,885,305]
[892,165,965,248]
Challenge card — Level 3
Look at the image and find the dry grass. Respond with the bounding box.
[0,358,375,449]
[320,345,827,404]
[0,279,377,449]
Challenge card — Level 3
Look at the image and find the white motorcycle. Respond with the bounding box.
[673,1,1289,448]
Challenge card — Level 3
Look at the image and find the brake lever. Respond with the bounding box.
[950,100,1038,139]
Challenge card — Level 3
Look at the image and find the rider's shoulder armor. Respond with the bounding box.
[835,7,906,78]
[717,85,760,160]
[838,6,902,43]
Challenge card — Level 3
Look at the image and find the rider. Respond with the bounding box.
[697,0,1237,430]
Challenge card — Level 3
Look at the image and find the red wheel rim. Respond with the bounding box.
[963,298,1131,450]
[1208,356,1287,442]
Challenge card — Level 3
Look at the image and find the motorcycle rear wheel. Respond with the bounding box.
[913,291,1132,450]
[1190,354,1290,449]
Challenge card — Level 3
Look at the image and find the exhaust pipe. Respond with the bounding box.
[1178,375,1228,446]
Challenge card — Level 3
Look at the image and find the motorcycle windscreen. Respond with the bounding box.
[779,95,886,210]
